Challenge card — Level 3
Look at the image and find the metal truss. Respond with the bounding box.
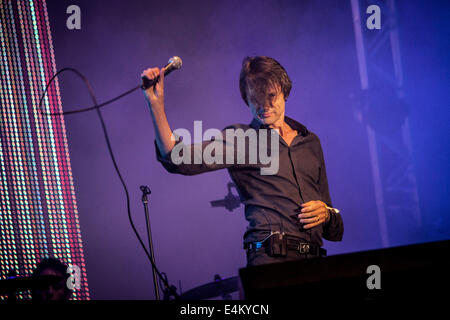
[350,0,421,247]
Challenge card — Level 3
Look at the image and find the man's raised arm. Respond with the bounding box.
[141,66,237,176]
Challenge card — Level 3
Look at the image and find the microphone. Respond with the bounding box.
[140,185,151,195]
[141,56,182,90]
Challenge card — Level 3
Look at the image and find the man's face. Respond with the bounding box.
[247,85,286,127]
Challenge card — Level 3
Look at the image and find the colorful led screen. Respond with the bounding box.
[0,0,89,300]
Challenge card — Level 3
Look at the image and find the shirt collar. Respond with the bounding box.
[249,115,310,137]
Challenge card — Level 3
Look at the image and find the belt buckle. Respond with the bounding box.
[299,243,310,254]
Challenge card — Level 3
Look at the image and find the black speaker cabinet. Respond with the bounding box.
[239,240,450,302]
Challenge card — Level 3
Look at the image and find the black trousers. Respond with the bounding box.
[246,248,320,267]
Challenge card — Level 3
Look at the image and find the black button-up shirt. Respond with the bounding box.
[155,116,343,247]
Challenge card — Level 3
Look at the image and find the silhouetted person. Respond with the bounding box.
[32,257,71,301]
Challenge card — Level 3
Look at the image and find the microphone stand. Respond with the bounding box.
[140,185,160,300]
[139,185,180,300]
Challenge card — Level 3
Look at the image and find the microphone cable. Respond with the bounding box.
[38,67,141,116]
[37,67,179,299]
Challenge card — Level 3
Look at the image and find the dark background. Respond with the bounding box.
[45,0,450,299]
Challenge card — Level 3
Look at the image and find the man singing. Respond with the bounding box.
[142,56,343,266]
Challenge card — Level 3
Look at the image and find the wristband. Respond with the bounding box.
[326,206,340,214]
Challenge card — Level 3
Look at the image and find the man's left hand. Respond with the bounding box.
[298,200,330,229]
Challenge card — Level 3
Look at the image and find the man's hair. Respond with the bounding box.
[239,56,292,107]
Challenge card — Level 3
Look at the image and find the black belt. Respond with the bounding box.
[244,236,327,256]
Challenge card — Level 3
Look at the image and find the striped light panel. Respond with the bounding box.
[0,0,89,299]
